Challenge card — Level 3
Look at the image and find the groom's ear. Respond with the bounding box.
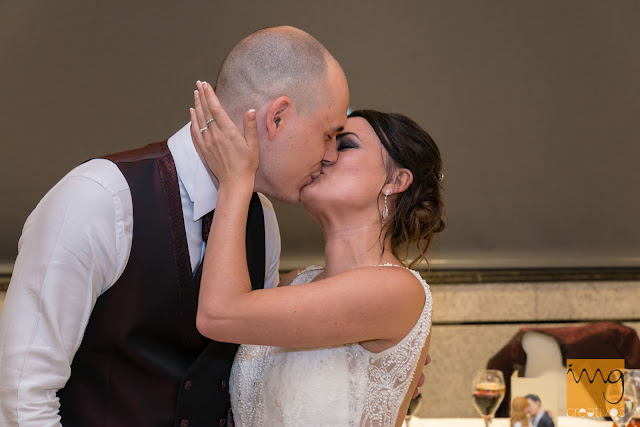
[266,96,292,141]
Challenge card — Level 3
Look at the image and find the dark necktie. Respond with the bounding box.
[201,210,214,242]
[194,210,214,280]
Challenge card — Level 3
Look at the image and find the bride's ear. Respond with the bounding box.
[266,96,292,141]
[387,168,413,195]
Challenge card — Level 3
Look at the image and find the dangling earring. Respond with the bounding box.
[382,189,390,219]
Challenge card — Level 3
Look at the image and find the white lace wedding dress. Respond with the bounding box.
[229,265,433,426]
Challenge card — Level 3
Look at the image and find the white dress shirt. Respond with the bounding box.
[0,123,281,426]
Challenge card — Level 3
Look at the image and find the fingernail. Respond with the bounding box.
[248,109,256,119]
[194,90,199,97]
[196,80,201,84]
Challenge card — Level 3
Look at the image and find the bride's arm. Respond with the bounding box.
[191,83,426,349]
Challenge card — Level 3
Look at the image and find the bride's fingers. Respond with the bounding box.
[190,106,220,176]
[193,89,208,131]
[190,107,206,145]
[242,109,258,150]
[194,88,224,144]
[196,81,216,128]
[201,82,239,134]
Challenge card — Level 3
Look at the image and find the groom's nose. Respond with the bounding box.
[322,138,338,166]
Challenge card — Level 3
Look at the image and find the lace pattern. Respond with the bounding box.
[229,265,432,426]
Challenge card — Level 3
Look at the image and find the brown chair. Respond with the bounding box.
[487,321,640,417]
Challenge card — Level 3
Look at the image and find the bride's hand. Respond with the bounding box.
[190,81,258,189]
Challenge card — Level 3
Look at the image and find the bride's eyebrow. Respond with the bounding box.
[337,132,360,140]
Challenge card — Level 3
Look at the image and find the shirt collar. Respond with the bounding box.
[167,122,218,221]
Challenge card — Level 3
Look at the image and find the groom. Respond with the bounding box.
[0,26,348,427]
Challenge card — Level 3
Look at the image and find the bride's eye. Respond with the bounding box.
[336,135,358,151]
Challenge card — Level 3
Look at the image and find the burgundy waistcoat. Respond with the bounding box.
[57,141,265,427]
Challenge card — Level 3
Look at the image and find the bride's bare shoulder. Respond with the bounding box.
[357,265,427,301]
[362,264,424,283]
[329,265,426,298]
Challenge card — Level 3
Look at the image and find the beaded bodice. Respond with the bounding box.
[229,265,433,426]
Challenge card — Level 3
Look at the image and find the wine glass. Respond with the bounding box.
[404,393,423,427]
[472,369,506,427]
[609,369,640,427]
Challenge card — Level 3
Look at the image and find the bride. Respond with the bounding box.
[190,84,445,426]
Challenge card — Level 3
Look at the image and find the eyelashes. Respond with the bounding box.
[337,143,356,151]
[336,135,359,151]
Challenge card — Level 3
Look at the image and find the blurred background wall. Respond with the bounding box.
[1,0,638,272]
[1,0,639,418]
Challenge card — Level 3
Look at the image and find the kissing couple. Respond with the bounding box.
[0,26,444,427]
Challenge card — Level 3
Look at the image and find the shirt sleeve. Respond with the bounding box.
[0,160,132,426]
[258,193,281,290]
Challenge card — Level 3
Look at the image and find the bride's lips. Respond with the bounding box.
[302,171,323,189]
[308,169,323,183]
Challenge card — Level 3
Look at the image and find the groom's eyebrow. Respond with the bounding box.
[327,125,344,134]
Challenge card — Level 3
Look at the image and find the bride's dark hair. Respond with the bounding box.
[348,110,445,269]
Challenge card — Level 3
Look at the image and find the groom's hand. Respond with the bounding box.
[412,354,431,399]
[227,408,235,427]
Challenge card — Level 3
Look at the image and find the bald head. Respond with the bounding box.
[215,26,339,119]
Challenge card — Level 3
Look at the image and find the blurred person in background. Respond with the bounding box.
[527,394,554,427]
